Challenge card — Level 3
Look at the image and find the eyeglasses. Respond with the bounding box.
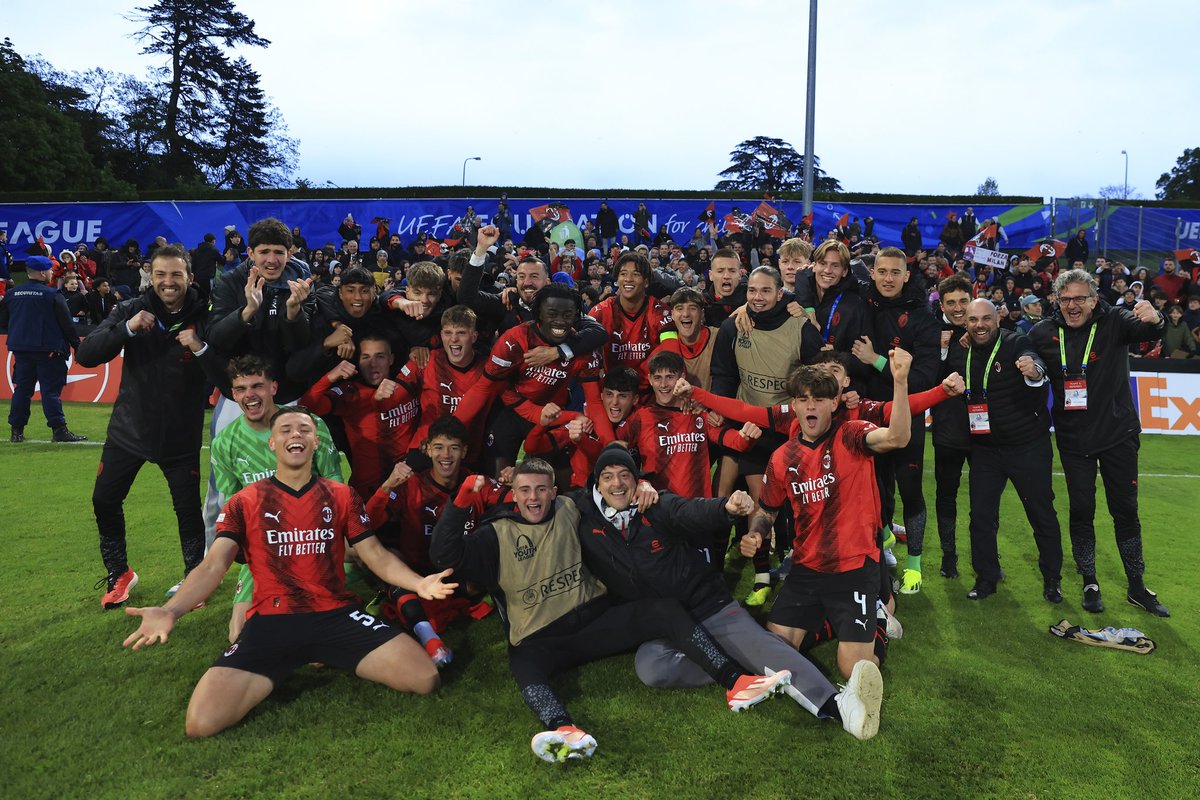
[1058,295,1095,306]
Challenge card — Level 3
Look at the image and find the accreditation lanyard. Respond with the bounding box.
[822,292,844,344]
[965,336,1002,434]
[1058,322,1097,411]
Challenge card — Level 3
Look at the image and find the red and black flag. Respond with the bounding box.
[371,217,391,241]
[966,223,998,247]
[837,213,850,229]
[1174,248,1200,265]
[1024,240,1066,262]
[754,201,788,238]
[529,203,571,224]
[723,211,750,234]
[698,202,716,224]
[424,239,447,258]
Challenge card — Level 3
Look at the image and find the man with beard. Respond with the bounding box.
[78,245,220,608]
[946,300,1063,602]
[851,248,940,595]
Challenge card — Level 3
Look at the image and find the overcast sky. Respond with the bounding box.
[7,0,1197,198]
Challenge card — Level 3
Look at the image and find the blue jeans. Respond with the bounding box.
[8,351,68,429]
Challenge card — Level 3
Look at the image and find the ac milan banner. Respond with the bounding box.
[2,198,1199,261]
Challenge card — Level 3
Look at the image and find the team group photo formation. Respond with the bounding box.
[2,2,1198,797]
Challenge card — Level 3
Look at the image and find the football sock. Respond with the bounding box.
[906,554,921,573]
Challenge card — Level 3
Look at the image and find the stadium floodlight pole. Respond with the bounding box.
[1121,150,1128,200]
[801,0,818,218]
[462,156,481,186]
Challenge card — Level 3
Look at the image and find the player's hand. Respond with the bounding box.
[127,310,156,332]
[176,328,204,353]
[633,480,659,509]
[738,422,762,441]
[566,415,593,442]
[497,466,514,485]
[323,321,353,350]
[672,377,694,398]
[785,300,806,320]
[940,329,953,349]
[409,346,431,369]
[732,304,753,336]
[327,360,357,383]
[1015,355,1043,380]
[739,532,763,558]
[1132,299,1162,324]
[374,378,399,401]
[243,267,265,317]
[415,569,459,601]
[539,402,563,427]
[524,345,560,368]
[889,347,913,383]
[706,410,724,428]
[725,490,754,517]
[336,342,356,360]
[841,389,861,409]
[501,286,519,309]
[122,606,176,650]
[852,335,878,365]
[942,372,966,396]
[958,331,971,349]
[390,297,429,319]
[475,225,500,254]
[381,461,414,491]
[285,277,313,317]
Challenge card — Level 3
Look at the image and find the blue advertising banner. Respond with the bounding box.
[1,198,1196,263]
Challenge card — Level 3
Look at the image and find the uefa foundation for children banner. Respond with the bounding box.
[2,332,1196,435]
[4,198,1200,259]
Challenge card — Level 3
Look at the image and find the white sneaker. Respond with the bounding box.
[835,660,883,740]
[165,580,183,597]
[883,547,897,568]
[531,725,597,763]
[876,600,903,640]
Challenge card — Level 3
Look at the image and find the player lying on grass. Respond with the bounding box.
[430,456,793,763]
[122,406,456,738]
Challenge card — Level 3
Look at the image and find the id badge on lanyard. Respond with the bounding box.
[1064,378,1088,411]
[968,402,991,434]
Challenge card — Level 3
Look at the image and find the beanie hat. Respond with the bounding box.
[593,443,637,483]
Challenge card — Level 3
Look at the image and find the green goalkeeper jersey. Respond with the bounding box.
[210,414,344,497]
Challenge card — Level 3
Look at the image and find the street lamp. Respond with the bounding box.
[1120,150,1128,200]
[462,156,481,186]
[324,180,341,189]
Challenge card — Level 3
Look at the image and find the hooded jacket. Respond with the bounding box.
[863,281,940,400]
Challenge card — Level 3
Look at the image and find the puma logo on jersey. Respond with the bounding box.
[424,506,437,515]
[236,456,250,465]
[788,466,800,475]
[439,382,453,391]
[657,422,670,431]
[263,510,282,523]
[505,340,518,352]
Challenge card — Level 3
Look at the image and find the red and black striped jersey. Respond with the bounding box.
[408,349,487,451]
[216,477,370,615]
[617,403,751,498]
[301,374,420,499]
[455,321,604,426]
[365,470,506,575]
[588,295,674,374]
[760,420,881,574]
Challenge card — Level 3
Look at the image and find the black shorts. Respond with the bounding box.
[768,559,880,644]
[214,604,404,684]
[735,430,787,477]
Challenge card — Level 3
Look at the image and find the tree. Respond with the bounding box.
[1155,148,1200,201]
[207,58,297,188]
[129,0,270,185]
[715,136,841,194]
[0,38,105,192]
[1097,184,1140,200]
[976,177,1000,196]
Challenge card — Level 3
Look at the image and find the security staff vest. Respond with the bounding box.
[734,316,807,406]
[681,326,720,390]
[493,497,606,646]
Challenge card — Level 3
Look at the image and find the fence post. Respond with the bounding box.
[1178,217,1183,251]
[1136,206,1142,268]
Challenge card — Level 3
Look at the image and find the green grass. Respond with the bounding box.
[1,401,1198,800]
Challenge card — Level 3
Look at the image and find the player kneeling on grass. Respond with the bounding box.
[430,457,792,764]
[740,349,915,739]
[122,406,457,738]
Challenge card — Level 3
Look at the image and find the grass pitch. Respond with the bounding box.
[1,401,1197,800]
